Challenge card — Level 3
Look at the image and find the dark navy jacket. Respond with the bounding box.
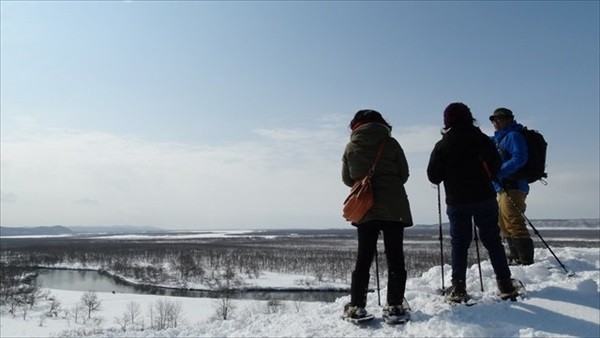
[427,125,501,206]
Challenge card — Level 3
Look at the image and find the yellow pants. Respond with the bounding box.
[498,190,531,239]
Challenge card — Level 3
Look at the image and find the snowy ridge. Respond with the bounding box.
[1,247,598,337]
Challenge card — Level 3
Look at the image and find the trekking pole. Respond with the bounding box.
[473,223,484,292]
[437,184,446,294]
[374,247,381,306]
[504,190,573,276]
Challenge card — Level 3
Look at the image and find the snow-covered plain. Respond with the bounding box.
[1,247,599,337]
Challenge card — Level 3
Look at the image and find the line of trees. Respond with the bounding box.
[1,236,496,292]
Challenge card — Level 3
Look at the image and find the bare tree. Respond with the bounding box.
[313,266,325,282]
[292,300,305,313]
[73,302,87,323]
[81,290,101,319]
[214,297,235,320]
[175,251,202,281]
[114,313,129,332]
[148,299,183,330]
[154,299,168,330]
[166,299,183,328]
[0,263,28,305]
[21,302,28,320]
[61,308,70,320]
[125,301,142,327]
[24,282,47,309]
[264,300,285,314]
[146,303,154,330]
[206,263,244,321]
[38,313,46,327]
[114,301,141,332]
[47,297,61,317]
[7,297,21,317]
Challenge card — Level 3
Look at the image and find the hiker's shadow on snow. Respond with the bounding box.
[508,286,600,337]
[508,302,598,337]
[530,280,599,309]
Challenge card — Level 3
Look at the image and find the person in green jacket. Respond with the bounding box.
[341,109,413,322]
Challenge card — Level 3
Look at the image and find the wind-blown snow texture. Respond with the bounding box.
[1,247,599,337]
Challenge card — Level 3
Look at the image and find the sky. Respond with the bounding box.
[1,1,599,230]
[1,247,598,337]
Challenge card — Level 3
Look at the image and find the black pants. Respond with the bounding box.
[351,221,407,307]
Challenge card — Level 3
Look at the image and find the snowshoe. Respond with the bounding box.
[344,313,375,324]
[508,258,521,266]
[444,280,476,306]
[382,304,410,325]
[498,278,526,301]
[444,293,477,306]
[342,303,374,324]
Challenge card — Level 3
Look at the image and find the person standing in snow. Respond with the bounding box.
[341,109,413,321]
[427,102,520,303]
[489,107,534,265]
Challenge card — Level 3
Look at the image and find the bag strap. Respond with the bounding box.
[368,138,388,175]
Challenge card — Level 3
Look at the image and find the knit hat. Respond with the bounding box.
[443,102,474,129]
[489,108,514,121]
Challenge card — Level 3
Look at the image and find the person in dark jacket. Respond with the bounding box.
[489,107,534,265]
[427,102,520,303]
[341,109,413,321]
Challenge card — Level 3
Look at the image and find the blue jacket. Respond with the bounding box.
[491,121,530,194]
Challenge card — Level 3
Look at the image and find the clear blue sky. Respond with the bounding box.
[1,1,598,230]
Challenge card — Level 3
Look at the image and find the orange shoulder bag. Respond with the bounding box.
[342,139,388,223]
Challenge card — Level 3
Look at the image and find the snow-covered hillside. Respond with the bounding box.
[1,247,598,337]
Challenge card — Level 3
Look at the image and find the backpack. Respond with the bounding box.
[508,127,548,183]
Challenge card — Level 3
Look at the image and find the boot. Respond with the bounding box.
[383,304,407,317]
[497,278,520,301]
[350,271,369,307]
[515,238,534,265]
[386,270,407,306]
[343,303,370,320]
[382,304,410,324]
[445,279,469,303]
[505,237,519,265]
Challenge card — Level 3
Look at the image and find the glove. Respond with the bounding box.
[494,177,508,191]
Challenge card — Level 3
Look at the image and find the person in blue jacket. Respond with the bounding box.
[489,108,534,265]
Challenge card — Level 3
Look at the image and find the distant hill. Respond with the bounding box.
[0,225,73,236]
[530,219,600,228]
[1,220,596,237]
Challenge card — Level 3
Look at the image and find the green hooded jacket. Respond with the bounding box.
[342,122,413,226]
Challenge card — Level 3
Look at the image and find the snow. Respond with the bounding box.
[1,230,260,240]
[1,247,599,337]
[89,230,259,240]
[243,271,347,290]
